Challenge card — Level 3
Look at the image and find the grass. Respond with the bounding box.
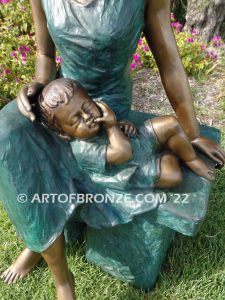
[0,131,224,300]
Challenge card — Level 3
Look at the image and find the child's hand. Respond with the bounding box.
[95,101,117,128]
[118,120,137,138]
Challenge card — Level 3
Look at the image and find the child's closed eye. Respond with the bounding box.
[70,115,80,127]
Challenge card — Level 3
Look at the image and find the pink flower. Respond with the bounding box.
[25,46,31,52]
[212,35,222,48]
[192,29,199,36]
[0,0,10,3]
[21,5,26,12]
[142,45,150,52]
[138,38,142,46]
[133,53,140,62]
[56,56,62,64]
[171,22,183,33]
[208,50,218,60]
[212,35,221,42]
[201,44,206,51]
[10,50,17,58]
[5,69,11,75]
[16,77,21,83]
[130,63,137,70]
[186,37,194,43]
[19,45,31,53]
[171,13,175,22]
[21,51,27,58]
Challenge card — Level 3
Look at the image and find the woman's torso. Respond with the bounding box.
[41,0,145,119]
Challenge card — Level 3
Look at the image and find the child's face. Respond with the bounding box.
[53,87,101,139]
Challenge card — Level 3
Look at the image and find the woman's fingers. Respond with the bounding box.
[17,82,44,121]
[18,85,31,111]
[217,147,225,160]
[17,86,36,121]
[213,151,225,166]
[208,152,224,167]
[27,85,37,96]
[17,97,35,121]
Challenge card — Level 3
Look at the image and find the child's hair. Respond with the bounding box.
[37,78,83,137]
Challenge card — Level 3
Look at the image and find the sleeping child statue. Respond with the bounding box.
[37,78,225,194]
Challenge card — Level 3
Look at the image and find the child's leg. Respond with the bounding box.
[149,116,215,181]
[41,233,75,300]
[156,153,183,188]
[1,248,41,284]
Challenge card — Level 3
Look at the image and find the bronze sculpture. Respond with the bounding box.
[0,1,224,300]
[38,78,220,184]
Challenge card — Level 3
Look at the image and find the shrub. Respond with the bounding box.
[131,14,223,77]
[0,0,35,108]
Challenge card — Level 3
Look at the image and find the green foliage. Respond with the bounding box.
[0,0,35,107]
[171,0,187,24]
[175,32,213,75]
[133,32,214,78]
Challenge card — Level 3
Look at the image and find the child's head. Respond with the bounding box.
[38,78,101,140]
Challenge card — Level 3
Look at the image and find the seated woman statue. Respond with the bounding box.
[0,1,224,300]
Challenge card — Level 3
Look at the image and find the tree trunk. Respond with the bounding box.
[185,0,225,42]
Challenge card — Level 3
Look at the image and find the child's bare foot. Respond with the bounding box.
[185,157,215,181]
[0,248,41,284]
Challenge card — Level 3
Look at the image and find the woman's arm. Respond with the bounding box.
[29,0,57,85]
[144,0,199,140]
[143,0,225,165]
[17,0,57,121]
[95,102,133,164]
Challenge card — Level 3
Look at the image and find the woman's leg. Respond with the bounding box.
[41,233,75,300]
[150,116,215,181]
[1,249,41,284]
[0,101,79,284]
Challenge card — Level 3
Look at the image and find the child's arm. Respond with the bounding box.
[95,101,133,164]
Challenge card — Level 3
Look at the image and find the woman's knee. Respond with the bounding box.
[0,100,34,141]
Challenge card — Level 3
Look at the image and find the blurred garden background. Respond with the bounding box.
[0,0,225,299]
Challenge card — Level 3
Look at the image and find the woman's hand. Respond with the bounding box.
[118,120,137,138]
[191,136,225,168]
[95,101,117,128]
[16,82,44,121]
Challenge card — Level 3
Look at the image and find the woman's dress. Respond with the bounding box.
[0,0,162,253]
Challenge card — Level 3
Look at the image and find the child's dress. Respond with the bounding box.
[71,120,161,191]
[70,120,163,228]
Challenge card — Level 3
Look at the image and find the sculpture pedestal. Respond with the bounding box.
[85,174,212,289]
[86,216,175,289]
